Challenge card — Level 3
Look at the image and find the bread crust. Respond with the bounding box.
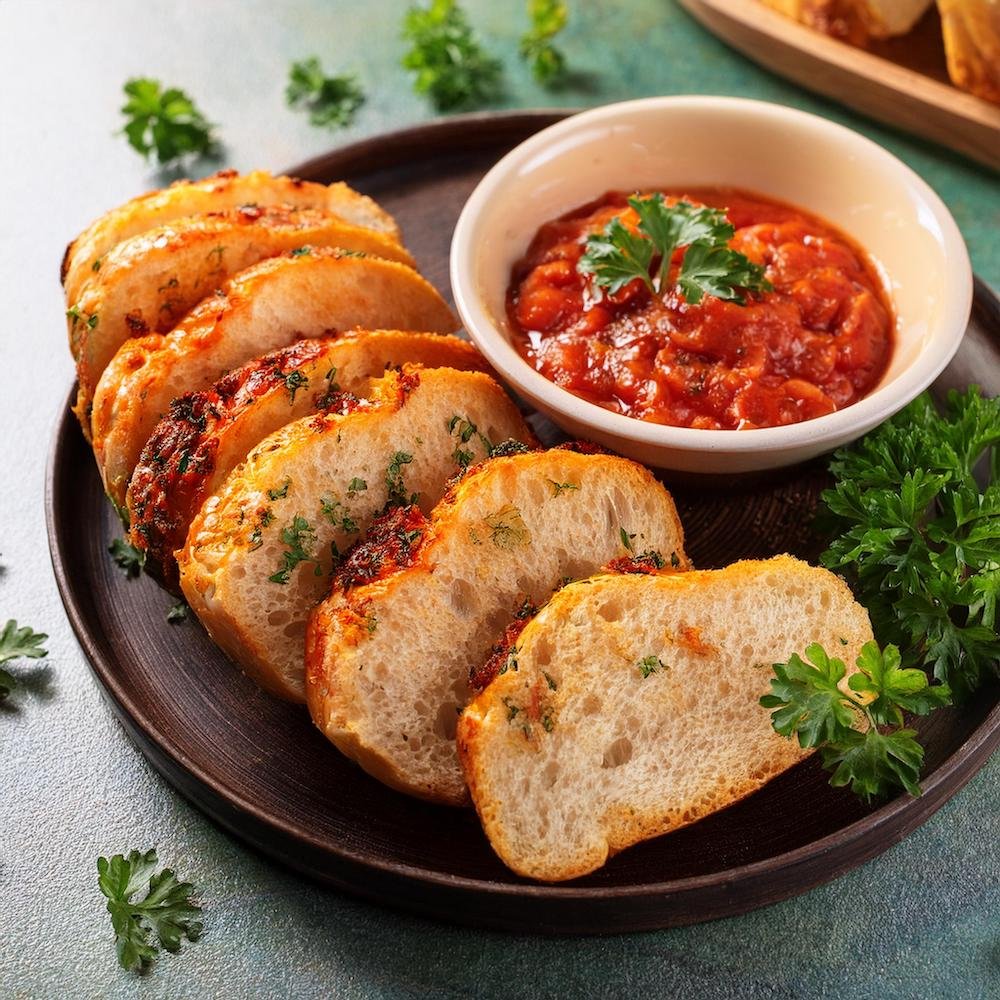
[457,557,873,881]
[92,249,458,506]
[70,207,414,434]
[177,367,532,702]
[128,332,489,589]
[62,169,400,303]
[305,450,689,806]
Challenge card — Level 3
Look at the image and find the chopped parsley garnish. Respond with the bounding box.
[385,450,416,506]
[637,655,665,679]
[520,0,568,85]
[402,0,503,111]
[282,369,309,403]
[285,58,365,130]
[109,537,145,578]
[489,439,533,458]
[97,849,203,973]
[166,601,189,624]
[290,246,312,257]
[267,479,291,501]
[503,696,520,722]
[546,478,579,496]
[577,195,771,306]
[448,414,492,469]
[819,388,1000,700]
[269,515,318,584]
[484,504,531,549]
[320,494,359,534]
[248,507,275,551]
[619,527,635,552]
[347,477,368,496]
[0,620,48,702]
[543,671,558,691]
[762,641,950,801]
[119,78,216,166]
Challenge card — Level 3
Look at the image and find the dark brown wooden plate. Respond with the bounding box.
[46,112,1000,933]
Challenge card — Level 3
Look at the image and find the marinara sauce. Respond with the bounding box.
[508,189,893,430]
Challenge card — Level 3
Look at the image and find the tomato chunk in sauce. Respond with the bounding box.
[508,189,893,430]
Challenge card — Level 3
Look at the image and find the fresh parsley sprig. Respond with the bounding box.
[762,641,950,801]
[120,78,216,166]
[820,388,1000,700]
[97,849,203,973]
[577,195,771,306]
[520,0,568,85]
[402,0,503,111]
[286,58,365,130]
[0,619,48,701]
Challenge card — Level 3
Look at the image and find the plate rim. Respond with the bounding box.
[45,110,1000,919]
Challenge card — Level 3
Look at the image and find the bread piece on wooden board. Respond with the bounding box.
[178,367,533,702]
[306,448,690,806]
[938,0,1000,104]
[93,249,457,508]
[129,332,490,590]
[62,169,400,304]
[457,557,873,881]
[759,0,932,41]
[70,208,415,433]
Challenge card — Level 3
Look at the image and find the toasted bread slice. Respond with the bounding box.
[129,332,490,589]
[305,448,690,806]
[178,367,533,702]
[62,169,400,304]
[94,250,458,507]
[70,208,414,430]
[457,557,872,881]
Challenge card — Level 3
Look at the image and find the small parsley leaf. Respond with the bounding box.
[402,0,503,111]
[109,538,145,578]
[285,58,365,130]
[120,78,216,166]
[97,849,203,973]
[520,0,569,85]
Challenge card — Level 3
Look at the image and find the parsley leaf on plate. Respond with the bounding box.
[109,537,145,578]
[120,78,216,166]
[286,58,365,130]
[820,387,1000,699]
[577,195,770,306]
[97,849,203,973]
[520,0,569,85]
[761,640,950,801]
[402,0,503,111]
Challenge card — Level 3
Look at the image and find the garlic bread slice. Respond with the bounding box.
[178,367,532,702]
[458,557,872,881]
[70,207,414,432]
[129,332,489,590]
[62,169,399,304]
[305,448,689,806]
[93,249,457,508]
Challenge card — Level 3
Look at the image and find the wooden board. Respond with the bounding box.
[46,112,1000,933]
[678,0,1000,172]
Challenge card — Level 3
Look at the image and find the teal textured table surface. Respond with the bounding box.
[1,2,997,997]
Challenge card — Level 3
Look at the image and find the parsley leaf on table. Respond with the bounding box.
[119,78,216,167]
[577,195,770,306]
[520,0,569,85]
[761,641,950,801]
[286,58,365,130]
[97,849,203,973]
[402,0,503,111]
[0,619,48,701]
[109,537,146,578]
[820,387,1000,699]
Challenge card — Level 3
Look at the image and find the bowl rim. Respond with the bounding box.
[449,95,973,454]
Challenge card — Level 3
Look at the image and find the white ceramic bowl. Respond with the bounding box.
[450,97,973,474]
